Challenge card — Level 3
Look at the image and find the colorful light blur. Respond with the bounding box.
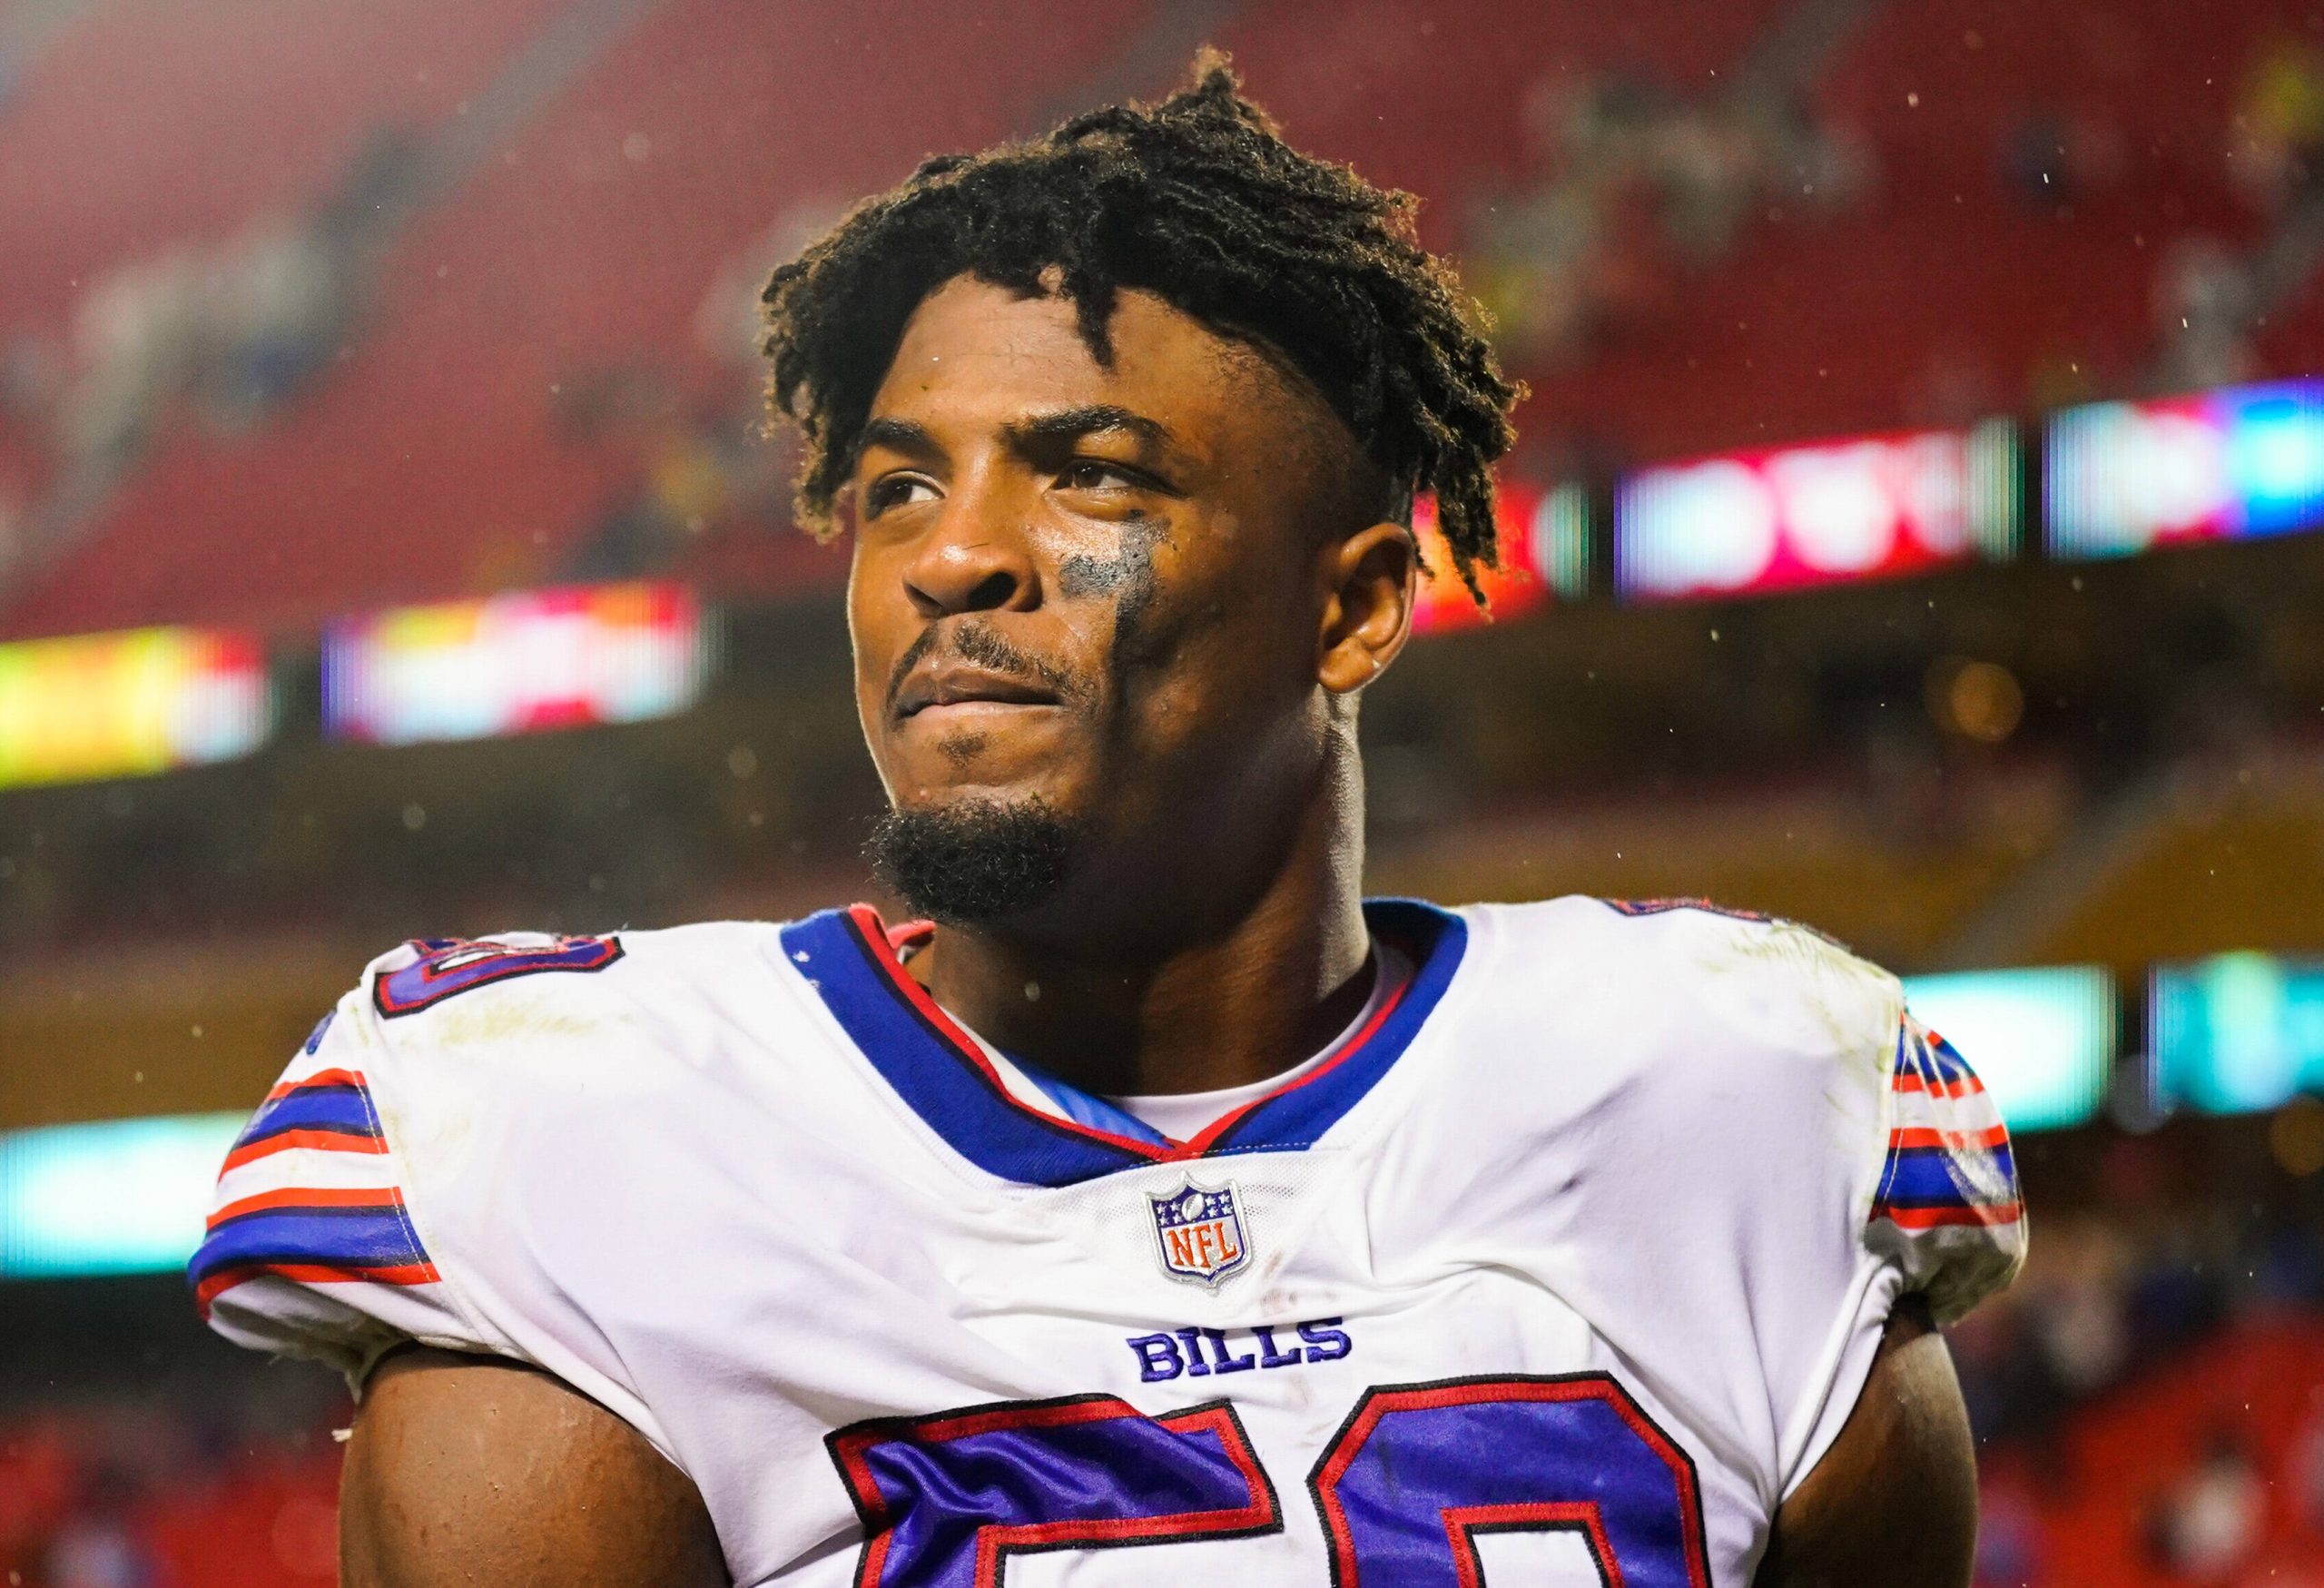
[1615,419,2018,602]
[0,1111,247,1277]
[2047,379,2324,558]
[323,581,714,746]
[1901,965,2116,1132]
[1409,480,1589,636]
[2151,952,2324,1115]
[0,626,272,789]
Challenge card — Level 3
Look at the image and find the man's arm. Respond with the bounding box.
[1753,1297,1979,1588]
[340,1347,729,1588]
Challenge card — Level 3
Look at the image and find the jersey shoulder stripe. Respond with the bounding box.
[219,1068,385,1170]
[195,1062,438,1317]
[1872,1026,2025,1235]
[191,1185,437,1314]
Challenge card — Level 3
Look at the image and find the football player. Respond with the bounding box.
[197,60,2024,1587]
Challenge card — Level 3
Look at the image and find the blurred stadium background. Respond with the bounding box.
[0,0,2321,1582]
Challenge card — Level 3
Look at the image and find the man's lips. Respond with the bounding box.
[893,665,1063,720]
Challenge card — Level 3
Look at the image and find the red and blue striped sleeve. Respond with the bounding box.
[194,1064,438,1316]
[192,988,496,1376]
[1866,1015,2027,1325]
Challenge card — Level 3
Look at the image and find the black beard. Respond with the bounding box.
[865,797,1078,925]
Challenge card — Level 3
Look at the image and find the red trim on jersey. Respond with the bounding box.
[206,1184,412,1228]
[1876,1200,2025,1230]
[847,904,1423,1163]
[219,1128,389,1174]
[843,906,1173,1163]
[1171,966,1413,1159]
[1892,1070,1986,1099]
[262,1067,367,1103]
[192,1258,440,1316]
[1311,1375,1712,1588]
[886,918,935,954]
[828,1394,1277,1588]
[1888,1123,2012,1152]
[1442,1503,1618,1588]
[965,1404,1273,1583]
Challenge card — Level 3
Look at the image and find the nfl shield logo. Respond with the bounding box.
[1148,1180,1251,1287]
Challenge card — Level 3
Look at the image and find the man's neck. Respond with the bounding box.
[902,760,1372,1099]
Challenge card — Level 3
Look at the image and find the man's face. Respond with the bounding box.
[846,275,1352,926]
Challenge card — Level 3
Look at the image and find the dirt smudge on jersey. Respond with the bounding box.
[427,994,623,1051]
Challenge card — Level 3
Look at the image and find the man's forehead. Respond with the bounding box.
[866,277,1294,451]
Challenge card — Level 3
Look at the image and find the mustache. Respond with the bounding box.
[883,619,1083,715]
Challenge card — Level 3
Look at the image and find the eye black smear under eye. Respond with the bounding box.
[1059,519,1174,695]
[1057,518,1166,601]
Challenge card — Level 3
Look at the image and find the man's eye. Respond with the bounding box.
[867,476,939,513]
[1058,459,1142,492]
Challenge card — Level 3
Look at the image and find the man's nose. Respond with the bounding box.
[900,489,1040,618]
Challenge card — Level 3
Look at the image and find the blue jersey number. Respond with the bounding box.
[371,936,623,1018]
[827,1394,1280,1587]
[831,1375,1709,1585]
[1311,1375,1713,1586]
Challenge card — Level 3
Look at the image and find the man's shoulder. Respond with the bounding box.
[1444,893,1903,1072]
[356,916,796,1021]
[336,915,836,1110]
[199,910,859,1417]
[309,912,869,1219]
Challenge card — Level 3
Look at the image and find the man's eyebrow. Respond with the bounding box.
[1003,405,1179,453]
[855,415,940,461]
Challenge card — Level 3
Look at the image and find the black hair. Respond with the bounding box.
[760,53,1522,600]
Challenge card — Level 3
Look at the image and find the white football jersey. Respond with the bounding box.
[196,897,2024,1586]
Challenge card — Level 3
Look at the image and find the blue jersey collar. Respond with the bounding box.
[777,900,1467,1188]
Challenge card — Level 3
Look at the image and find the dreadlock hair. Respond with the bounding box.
[759,52,1522,602]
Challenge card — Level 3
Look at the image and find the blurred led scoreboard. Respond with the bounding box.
[1902,965,2117,1133]
[1616,419,2019,601]
[1408,479,1588,634]
[0,626,271,789]
[2048,379,2324,557]
[2151,952,2324,1115]
[2,378,2321,785]
[0,1112,245,1277]
[324,581,713,745]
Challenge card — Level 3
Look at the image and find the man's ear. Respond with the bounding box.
[1315,521,1418,694]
